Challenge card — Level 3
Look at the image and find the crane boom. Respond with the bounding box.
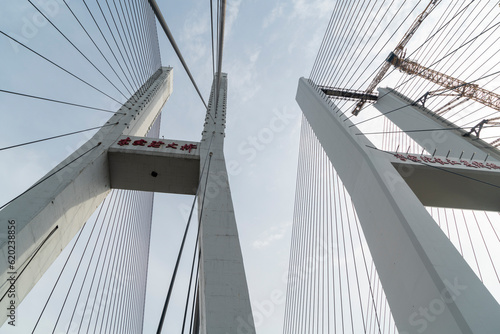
[351,0,442,115]
[387,53,500,112]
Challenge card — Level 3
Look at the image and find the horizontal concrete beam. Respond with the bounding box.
[388,152,500,211]
[375,87,500,162]
[108,136,200,195]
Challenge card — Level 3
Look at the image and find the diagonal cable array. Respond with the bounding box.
[309,0,500,146]
[0,0,164,208]
[28,188,154,334]
[2,0,161,105]
[0,0,164,183]
[285,113,500,334]
[283,117,397,334]
[0,1,221,333]
[28,114,163,334]
[1,2,214,332]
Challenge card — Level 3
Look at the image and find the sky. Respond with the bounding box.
[1,1,500,333]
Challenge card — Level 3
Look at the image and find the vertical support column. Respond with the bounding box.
[198,74,256,333]
[296,78,500,334]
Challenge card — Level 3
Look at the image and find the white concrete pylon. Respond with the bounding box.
[296,77,500,334]
[197,73,256,334]
[0,68,172,326]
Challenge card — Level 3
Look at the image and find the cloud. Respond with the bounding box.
[225,0,243,37]
[253,222,291,249]
[262,2,285,29]
[290,0,335,20]
[181,10,210,63]
[227,47,262,102]
[249,48,260,63]
[183,14,209,40]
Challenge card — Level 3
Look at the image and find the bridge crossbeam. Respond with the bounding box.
[376,87,500,162]
[108,135,200,195]
[388,152,500,211]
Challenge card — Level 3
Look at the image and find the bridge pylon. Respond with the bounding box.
[0,68,256,333]
[296,77,500,334]
[196,73,256,334]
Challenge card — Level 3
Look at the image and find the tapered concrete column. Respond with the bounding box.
[197,74,256,333]
[296,77,500,334]
[0,68,172,325]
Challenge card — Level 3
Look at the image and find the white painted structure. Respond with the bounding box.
[108,135,200,195]
[296,77,500,334]
[197,74,256,334]
[0,67,172,325]
[375,88,500,211]
[0,67,256,333]
[388,152,500,211]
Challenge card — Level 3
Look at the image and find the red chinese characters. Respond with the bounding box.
[446,159,461,165]
[432,157,448,165]
[407,154,421,162]
[394,153,407,161]
[460,160,475,168]
[148,141,165,148]
[117,137,131,146]
[420,155,433,163]
[393,152,499,170]
[486,162,500,170]
[132,139,148,146]
[471,161,486,169]
[180,144,197,153]
[166,142,178,149]
[116,137,197,153]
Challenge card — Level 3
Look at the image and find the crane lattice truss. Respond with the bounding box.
[350,0,442,115]
[387,53,500,112]
[324,49,500,117]
[317,0,496,116]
